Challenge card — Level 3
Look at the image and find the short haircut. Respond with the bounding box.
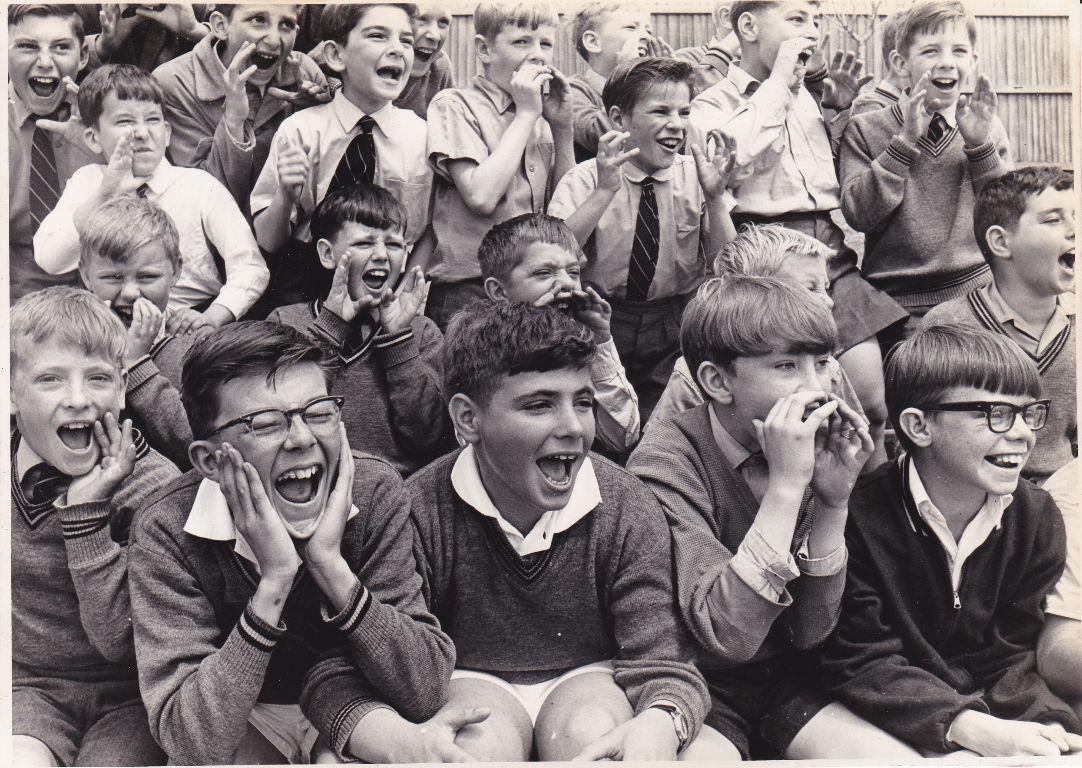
[572,3,621,61]
[895,1,976,58]
[681,275,837,384]
[478,213,583,282]
[880,9,904,63]
[473,2,558,40]
[974,166,1075,262]
[602,56,694,115]
[8,4,85,42]
[310,183,407,243]
[729,1,777,41]
[443,301,596,406]
[885,323,1040,451]
[713,223,832,278]
[319,3,417,45]
[77,64,165,128]
[182,321,332,440]
[78,196,181,271]
[11,286,126,374]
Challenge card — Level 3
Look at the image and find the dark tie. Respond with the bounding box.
[136,183,151,198]
[626,177,660,301]
[926,112,949,144]
[29,121,62,233]
[329,115,377,194]
[20,462,72,505]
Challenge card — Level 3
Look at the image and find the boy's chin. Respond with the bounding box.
[41,441,101,479]
[274,501,326,540]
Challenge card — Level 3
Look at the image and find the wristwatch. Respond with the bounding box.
[650,702,689,750]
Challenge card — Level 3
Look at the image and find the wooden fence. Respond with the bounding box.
[442,1,1076,166]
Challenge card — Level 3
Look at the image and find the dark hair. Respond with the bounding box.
[444,301,596,405]
[78,196,181,271]
[571,3,621,61]
[895,1,976,58]
[473,2,558,40]
[77,63,164,128]
[478,213,583,282]
[310,183,407,243]
[319,3,416,45]
[212,4,302,20]
[974,166,1074,262]
[602,56,693,115]
[681,275,836,389]
[182,321,331,439]
[729,1,779,41]
[880,9,904,62]
[8,4,85,42]
[885,323,1041,452]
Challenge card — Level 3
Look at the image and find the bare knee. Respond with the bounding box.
[539,702,622,757]
[680,725,743,762]
[13,735,59,767]
[445,679,532,762]
[785,702,921,760]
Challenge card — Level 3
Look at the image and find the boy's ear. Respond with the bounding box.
[715,5,732,32]
[474,34,491,66]
[77,37,90,72]
[189,440,223,481]
[483,276,508,302]
[983,224,1012,261]
[890,49,910,81]
[208,9,230,41]
[171,256,184,287]
[315,239,337,270]
[84,125,103,157]
[898,407,933,449]
[448,393,483,445]
[696,360,735,405]
[607,105,625,130]
[321,39,347,75]
[733,9,758,43]
[581,29,602,58]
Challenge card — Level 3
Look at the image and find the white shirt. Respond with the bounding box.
[1043,459,1080,620]
[250,93,431,247]
[34,159,268,319]
[450,444,601,557]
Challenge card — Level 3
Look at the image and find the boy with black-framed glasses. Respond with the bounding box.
[822,323,1082,758]
[128,321,454,764]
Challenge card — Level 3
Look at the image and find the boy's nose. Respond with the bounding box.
[35,50,55,70]
[64,380,91,409]
[119,280,142,302]
[554,404,586,440]
[282,413,317,449]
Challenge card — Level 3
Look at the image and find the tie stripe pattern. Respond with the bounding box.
[626,177,660,301]
[329,115,377,195]
[29,125,61,233]
[926,112,949,144]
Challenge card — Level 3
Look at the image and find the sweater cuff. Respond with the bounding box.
[374,328,419,368]
[963,140,1002,176]
[313,307,353,347]
[57,500,114,563]
[125,354,160,392]
[320,579,373,634]
[331,699,394,761]
[879,136,920,175]
[237,601,286,653]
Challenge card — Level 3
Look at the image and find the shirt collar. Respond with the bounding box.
[9,83,69,127]
[725,64,761,96]
[621,158,674,184]
[330,91,394,135]
[184,477,360,565]
[15,433,46,484]
[450,444,601,557]
[708,404,756,470]
[908,457,1009,535]
[877,79,903,98]
[139,158,180,194]
[983,281,1075,338]
[472,74,514,115]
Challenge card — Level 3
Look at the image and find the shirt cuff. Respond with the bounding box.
[796,544,847,577]
[591,337,624,379]
[223,119,257,153]
[730,525,800,600]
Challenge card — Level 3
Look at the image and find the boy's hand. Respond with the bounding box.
[645,34,674,58]
[902,72,933,144]
[100,133,147,195]
[755,391,838,492]
[541,67,573,132]
[223,41,259,136]
[398,708,490,762]
[690,128,737,199]
[217,443,303,581]
[768,36,816,92]
[267,53,333,107]
[325,254,379,323]
[98,4,140,57]
[166,307,216,336]
[957,74,998,148]
[36,78,98,157]
[66,414,138,507]
[276,133,313,204]
[572,708,679,761]
[809,394,874,509]
[821,50,872,111]
[595,130,640,193]
[124,297,164,365]
[300,423,353,570]
[378,267,429,335]
[133,3,206,40]
[573,286,612,343]
[509,63,548,118]
[950,711,1082,757]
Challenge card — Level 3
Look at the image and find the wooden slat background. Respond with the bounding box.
[442,3,1074,165]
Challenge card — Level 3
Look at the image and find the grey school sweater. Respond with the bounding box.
[840,103,1011,308]
[129,453,453,765]
[407,450,710,740]
[125,331,202,471]
[11,428,180,678]
[269,301,448,476]
[923,291,1076,483]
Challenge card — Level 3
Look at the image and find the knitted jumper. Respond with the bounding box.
[125,331,200,471]
[822,458,1079,752]
[839,103,1011,307]
[269,301,449,476]
[407,450,710,739]
[129,454,453,765]
[923,291,1075,483]
[11,428,180,677]
[627,405,843,668]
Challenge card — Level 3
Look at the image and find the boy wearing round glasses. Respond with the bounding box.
[127,321,453,764]
[821,323,1082,758]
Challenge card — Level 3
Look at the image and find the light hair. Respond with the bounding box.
[473,2,558,40]
[11,286,127,374]
[895,1,976,59]
[571,3,622,61]
[78,196,181,271]
[713,223,832,278]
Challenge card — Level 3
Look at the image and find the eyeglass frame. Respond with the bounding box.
[201,396,346,440]
[918,399,1051,434]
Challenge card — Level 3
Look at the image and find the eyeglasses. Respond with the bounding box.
[203,396,345,440]
[921,399,1051,434]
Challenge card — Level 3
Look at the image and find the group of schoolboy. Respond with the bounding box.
[9,0,1079,765]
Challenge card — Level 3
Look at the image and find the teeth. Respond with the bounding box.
[988,454,1024,467]
[279,465,319,481]
[62,422,90,429]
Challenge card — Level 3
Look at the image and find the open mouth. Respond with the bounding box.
[537,452,578,490]
[657,136,682,152]
[28,76,59,98]
[362,268,389,291]
[930,77,958,91]
[376,64,404,84]
[113,305,134,327]
[274,464,324,504]
[57,422,93,451]
[414,46,436,62]
[250,51,280,70]
[1059,250,1075,272]
[797,51,812,66]
[985,453,1025,470]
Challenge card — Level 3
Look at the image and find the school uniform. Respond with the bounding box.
[396,51,456,119]
[11,427,179,766]
[689,65,908,351]
[130,455,453,764]
[154,35,327,215]
[34,158,269,319]
[672,36,736,94]
[568,68,609,162]
[923,284,1075,483]
[849,79,902,117]
[822,456,1080,752]
[627,404,847,757]
[425,76,554,327]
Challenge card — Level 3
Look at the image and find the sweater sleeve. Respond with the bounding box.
[821,514,989,752]
[781,538,847,651]
[129,510,285,764]
[838,115,919,233]
[126,350,194,471]
[966,116,1012,193]
[300,459,455,760]
[569,78,608,157]
[376,318,447,457]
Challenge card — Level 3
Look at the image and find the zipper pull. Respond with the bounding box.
[953,591,961,610]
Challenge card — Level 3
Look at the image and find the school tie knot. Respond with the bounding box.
[136,182,151,198]
[926,112,949,143]
[356,115,376,134]
[20,462,72,505]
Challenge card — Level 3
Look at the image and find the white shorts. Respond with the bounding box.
[451,661,615,724]
[247,703,320,764]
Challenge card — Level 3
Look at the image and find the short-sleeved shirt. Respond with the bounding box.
[426,76,554,283]
[250,93,431,247]
[548,155,710,300]
[1043,459,1080,620]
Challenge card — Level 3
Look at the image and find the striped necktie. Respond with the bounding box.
[20,462,71,505]
[626,176,660,301]
[329,115,377,194]
[29,119,62,233]
[927,112,949,144]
